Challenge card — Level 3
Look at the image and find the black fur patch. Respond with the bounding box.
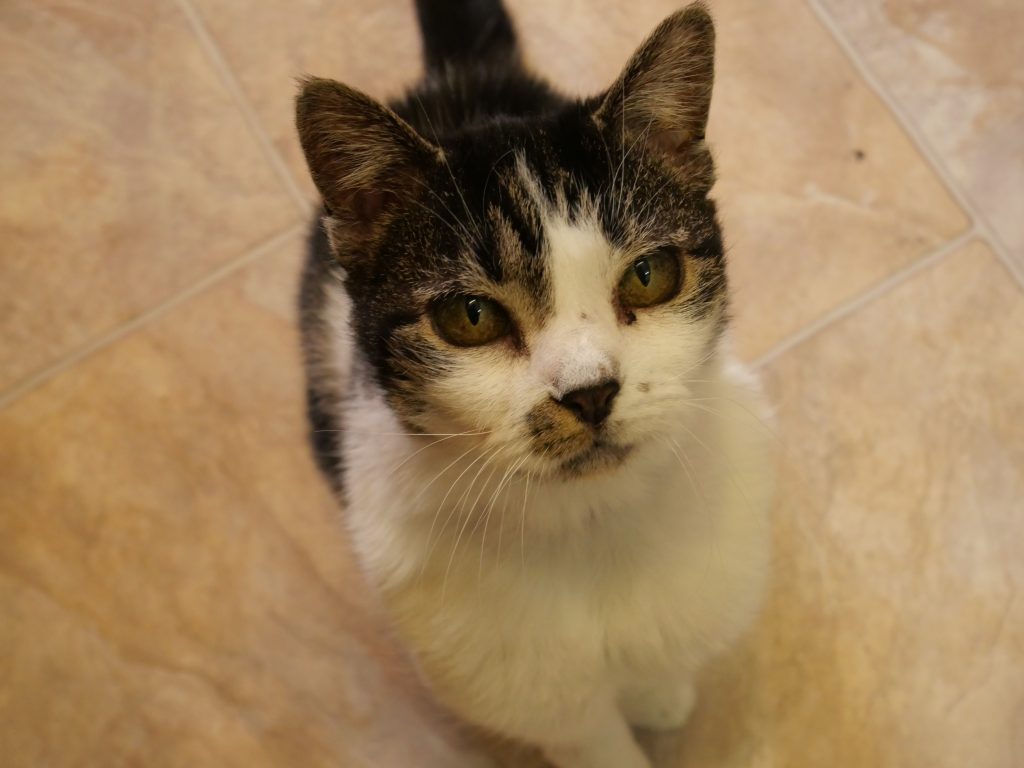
[299,219,347,495]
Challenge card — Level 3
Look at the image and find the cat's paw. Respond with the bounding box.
[620,681,697,731]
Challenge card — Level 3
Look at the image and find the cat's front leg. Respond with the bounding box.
[540,697,650,768]
[619,677,698,732]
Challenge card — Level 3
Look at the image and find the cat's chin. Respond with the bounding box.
[554,439,634,479]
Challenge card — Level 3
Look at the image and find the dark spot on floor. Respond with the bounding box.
[853,148,866,161]
[637,382,650,392]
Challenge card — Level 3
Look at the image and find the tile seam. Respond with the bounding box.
[751,228,977,369]
[174,0,312,216]
[0,223,306,412]
[805,0,1024,289]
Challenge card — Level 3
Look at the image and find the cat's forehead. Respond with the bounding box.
[432,136,651,275]
[399,112,712,322]
[430,137,603,298]
[445,111,608,214]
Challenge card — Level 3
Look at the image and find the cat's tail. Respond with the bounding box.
[413,0,521,74]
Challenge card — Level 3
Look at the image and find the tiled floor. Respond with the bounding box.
[1,1,1021,766]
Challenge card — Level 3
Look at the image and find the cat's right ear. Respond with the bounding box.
[296,77,441,263]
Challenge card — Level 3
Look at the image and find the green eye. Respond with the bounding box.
[432,295,512,347]
[618,248,682,309]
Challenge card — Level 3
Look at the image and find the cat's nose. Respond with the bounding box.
[556,380,620,427]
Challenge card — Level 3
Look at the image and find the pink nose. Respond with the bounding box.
[556,380,620,426]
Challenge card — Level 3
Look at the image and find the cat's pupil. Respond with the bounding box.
[634,259,652,287]
[465,297,482,325]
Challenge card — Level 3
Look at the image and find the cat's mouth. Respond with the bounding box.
[555,439,633,478]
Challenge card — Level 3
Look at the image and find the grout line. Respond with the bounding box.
[805,0,1024,290]
[174,0,312,216]
[751,228,977,370]
[0,223,306,412]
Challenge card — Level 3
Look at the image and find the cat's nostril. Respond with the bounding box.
[556,380,621,427]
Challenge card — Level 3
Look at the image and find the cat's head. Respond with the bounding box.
[297,6,726,480]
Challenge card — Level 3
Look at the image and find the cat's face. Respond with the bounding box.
[298,8,724,479]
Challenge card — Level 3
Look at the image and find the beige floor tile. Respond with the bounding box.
[186,0,424,200]
[193,0,968,359]
[662,240,1024,767]
[819,0,1024,270]
[0,0,300,396]
[0,238,486,768]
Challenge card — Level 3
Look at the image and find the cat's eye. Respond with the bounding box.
[618,248,682,309]
[432,295,513,347]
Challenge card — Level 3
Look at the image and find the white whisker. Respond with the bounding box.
[442,446,507,601]
[416,443,495,583]
[479,453,531,580]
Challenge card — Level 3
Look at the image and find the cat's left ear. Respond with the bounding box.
[592,2,716,187]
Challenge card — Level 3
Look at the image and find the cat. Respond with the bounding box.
[295,1,773,766]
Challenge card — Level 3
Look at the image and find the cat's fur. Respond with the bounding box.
[295,2,773,766]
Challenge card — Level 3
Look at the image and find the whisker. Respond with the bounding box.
[422,443,502,570]
[465,455,505,539]
[492,451,533,566]
[388,432,474,476]
[674,416,753,509]
[664,435,723,585]
[613,82,630,219]
[415,443,492,584]
[521,447,548,570]
[663,436,701,510]
[685,395,780,433]
[519,468,532,569]
[618,116,657,219]
[681,399,782,446]
[412,93,483,243]
[647,349,719,385]
[442,447,507,602]
[410,440,485,510]
[454,445,503,522]
[406,194,476,245]
[481,146,518,213]
[480,453,530,581]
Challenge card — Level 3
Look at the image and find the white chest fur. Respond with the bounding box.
[340,348,773,745]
